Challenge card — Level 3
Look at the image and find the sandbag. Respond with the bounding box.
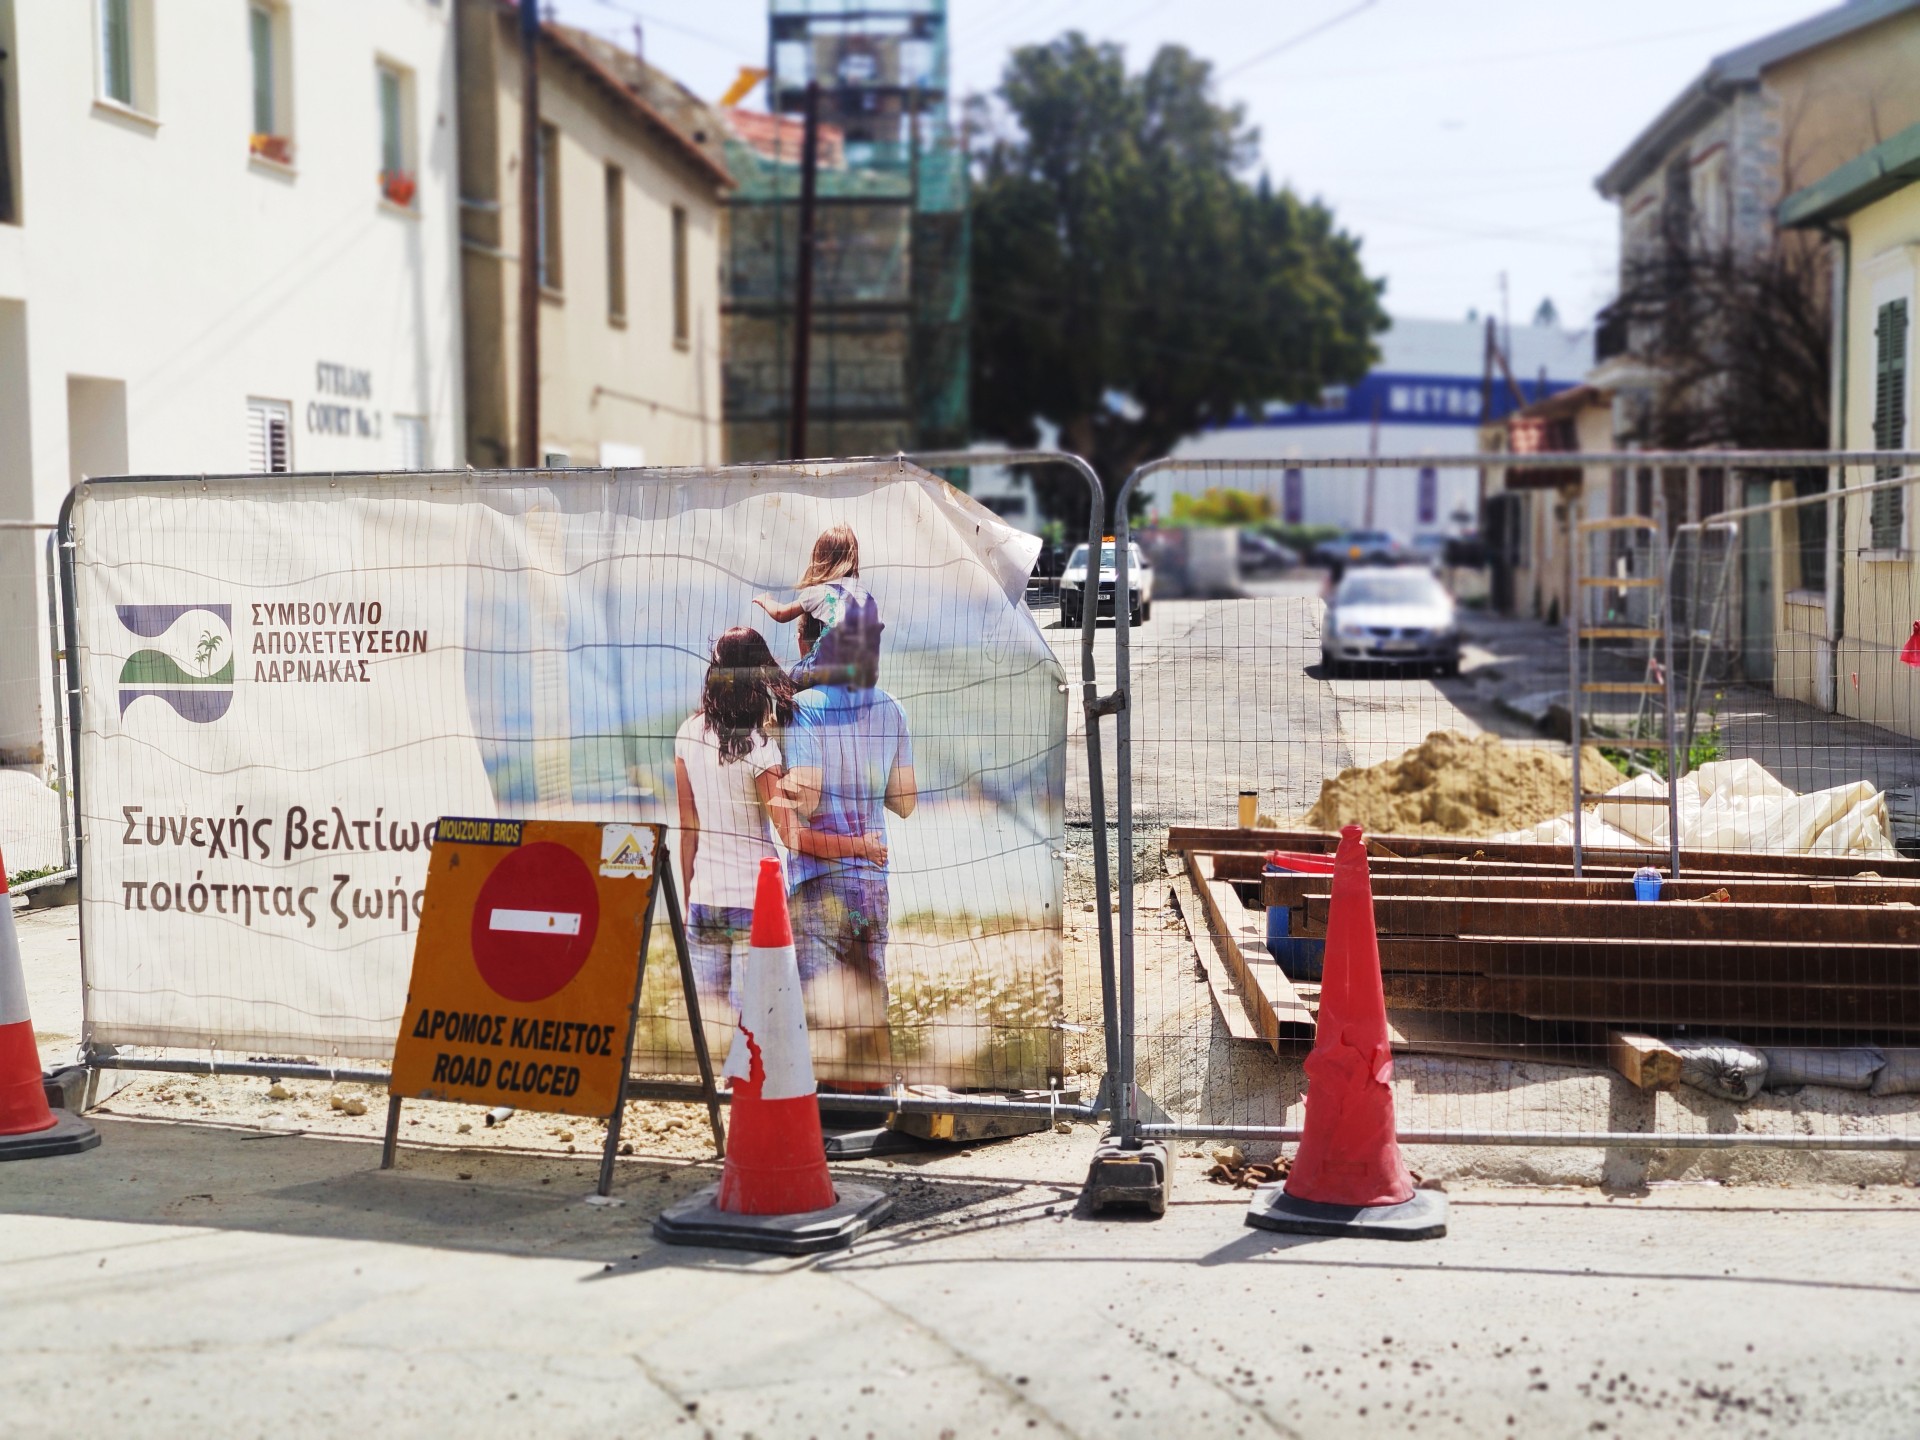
[1870,1050,1920,1097]
[1672,1037,1769,1101]
[1762,1047,1885,1092]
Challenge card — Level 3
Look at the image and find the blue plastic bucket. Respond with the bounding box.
[1263,860,1326,981]
[1633,867,1663,903]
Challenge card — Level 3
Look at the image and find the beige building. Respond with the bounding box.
[455,2,729,469]
[1478,386,1615,624]
[1778,122,1920,735]
[1592,0,1920,682]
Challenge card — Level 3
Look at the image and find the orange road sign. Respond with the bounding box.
[389,819,662,1118]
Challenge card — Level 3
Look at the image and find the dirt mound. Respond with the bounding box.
[1301,730,1615,838]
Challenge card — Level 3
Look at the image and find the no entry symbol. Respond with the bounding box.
[469,842,602,1001]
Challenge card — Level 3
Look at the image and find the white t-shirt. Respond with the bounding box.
[674,712,782,909]
[797,577,869,630]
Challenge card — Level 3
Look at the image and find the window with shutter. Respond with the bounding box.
[1871,298,1909,551]
[246,398,292,474]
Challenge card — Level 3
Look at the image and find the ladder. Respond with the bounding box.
[1568,496,1681,878]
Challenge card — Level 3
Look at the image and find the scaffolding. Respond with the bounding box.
[722,0,969,461]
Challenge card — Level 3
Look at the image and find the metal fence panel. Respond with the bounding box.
[1106,452,1920,1157]
[0,522,71,886]
[60,458,1110,1121]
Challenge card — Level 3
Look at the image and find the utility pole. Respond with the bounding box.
[516,0,541,468]
[787,79,821,461]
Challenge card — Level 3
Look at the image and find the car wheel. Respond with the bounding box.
[1321,649,1339,677]
[1437,657,1460,678]
[1140,599,1152,622]
[1062,600,1079,628]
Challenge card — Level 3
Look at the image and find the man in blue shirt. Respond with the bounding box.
[783,672,915,1045]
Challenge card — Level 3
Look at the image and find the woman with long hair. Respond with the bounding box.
[674,626,886,1013]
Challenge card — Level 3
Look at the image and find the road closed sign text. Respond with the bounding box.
[389,819,660,1116]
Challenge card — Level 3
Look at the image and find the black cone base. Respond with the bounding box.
[1245,1183,1447,1241]
[0,1109,100,1162]
[653,1182,892,1254]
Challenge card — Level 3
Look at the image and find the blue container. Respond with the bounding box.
[1263,866,1326,981]
[1633,867,1663,903]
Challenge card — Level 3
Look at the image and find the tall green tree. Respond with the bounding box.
[969,34,1387,519]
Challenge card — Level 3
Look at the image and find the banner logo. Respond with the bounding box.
[117,604,235,722]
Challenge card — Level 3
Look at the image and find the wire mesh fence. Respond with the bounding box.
[60,459,1106,1120]
[1,523,71,886]
[1106,452,1920,1158]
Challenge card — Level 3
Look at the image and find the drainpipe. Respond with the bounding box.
[1821,222,1849,713]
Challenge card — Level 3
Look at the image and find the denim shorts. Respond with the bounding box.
[790,871,890,989]
[686,903,754,1008]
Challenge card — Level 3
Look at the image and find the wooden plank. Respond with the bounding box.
[1184,854,1315,1050]
[1262,872,1920,908]
[1165,875,1263,1045]
[1171,827,1920,879]
[1301,895,1920,946]
[1375,936,1920,986]
[1379,971,1920,1030]
[1609,1032,1683,1089]
[1387,1011,1602,1068]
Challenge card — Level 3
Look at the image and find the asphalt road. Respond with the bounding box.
[1039,575,1486,836]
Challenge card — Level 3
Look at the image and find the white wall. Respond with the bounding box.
[0,0,462,762]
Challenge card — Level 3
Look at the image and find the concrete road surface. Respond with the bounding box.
[1039,579,1500,834]
[3,1121,1918,1436]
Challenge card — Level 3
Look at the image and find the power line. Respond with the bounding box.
[583,0,757,59]
[1235,9,1817,86]
[1217,0,1381,82]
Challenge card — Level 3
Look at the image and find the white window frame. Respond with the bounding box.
[376,59,417,209]
[247,2,293,163]
[94,0,157,121]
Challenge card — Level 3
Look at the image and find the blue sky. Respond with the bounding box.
[550,0,1829,337]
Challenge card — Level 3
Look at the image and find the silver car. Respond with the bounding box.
[1321,566,1460,675]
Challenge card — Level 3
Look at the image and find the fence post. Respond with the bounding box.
[1567,504,1583,877]
[1656,484,1681,878]
[901,451,1119,1117]
[43,531,72,875]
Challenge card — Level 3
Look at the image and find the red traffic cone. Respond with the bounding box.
[1901,622,1920,669]
[1246,825,1444,1240]
[715,856,835,1215]
[654,857,890,1253]
[0,849,99,1160]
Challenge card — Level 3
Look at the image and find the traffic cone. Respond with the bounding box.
[654,857,891,1253]
[0,849,99,1160]
[1245,825,1444,1240]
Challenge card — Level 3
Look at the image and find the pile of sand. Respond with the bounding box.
[1300,730,1617,838]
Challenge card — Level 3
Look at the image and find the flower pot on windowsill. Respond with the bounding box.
[380,170,416,207]
[250,133,293,165]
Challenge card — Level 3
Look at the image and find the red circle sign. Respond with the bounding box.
[469,842,602,1002]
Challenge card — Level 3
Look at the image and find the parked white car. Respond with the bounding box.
[1321,566,1460,675]
[1060,540,1154,627]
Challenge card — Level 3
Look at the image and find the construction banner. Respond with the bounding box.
[65,462,1065,1088]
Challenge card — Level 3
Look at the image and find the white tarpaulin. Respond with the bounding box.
[66,462,1065,1084]
[1496,757,1899,858]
